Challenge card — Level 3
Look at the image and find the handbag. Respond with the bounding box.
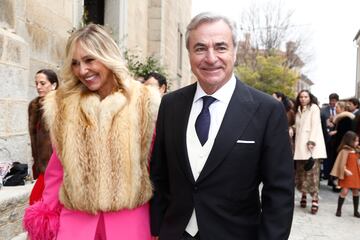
[303,156,315,171]
[3,162,28,186]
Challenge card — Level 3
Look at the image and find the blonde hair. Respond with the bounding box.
[336,101,347,111]
[59,24,131,97]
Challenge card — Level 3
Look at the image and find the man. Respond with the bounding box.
[150,12,294,240]
[144,72,168,96]
[320,93,339,183]
[347,97,360,117]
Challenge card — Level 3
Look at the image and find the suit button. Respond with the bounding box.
[194,186,198,192]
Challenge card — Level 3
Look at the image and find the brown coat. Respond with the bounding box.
[43,80,160,214]
[330,145,353,180]
[28,97,52,179]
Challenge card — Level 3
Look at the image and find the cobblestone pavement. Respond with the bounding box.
[289,180,360,240]
[12,180,360,240]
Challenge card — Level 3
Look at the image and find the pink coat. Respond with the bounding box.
[24,151,151,240]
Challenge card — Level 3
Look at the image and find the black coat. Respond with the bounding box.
[150,79,294,240]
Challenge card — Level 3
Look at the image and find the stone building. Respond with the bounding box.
[355,29,360,98]
[0,0,192,168]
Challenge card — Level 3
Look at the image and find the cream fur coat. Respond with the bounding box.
[43,80,160,214]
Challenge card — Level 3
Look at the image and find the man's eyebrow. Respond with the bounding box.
[214,41,228,47]
[193,42,207,48]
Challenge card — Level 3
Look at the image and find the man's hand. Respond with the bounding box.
[151,236,159,240]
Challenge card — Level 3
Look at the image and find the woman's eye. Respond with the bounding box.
[85,58,94,63]
[71,60,79,66]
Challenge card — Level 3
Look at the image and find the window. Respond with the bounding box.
[84,0,105,24]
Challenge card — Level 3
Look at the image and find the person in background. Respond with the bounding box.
[150,12,294,240]
[321,93,339,182]
[24,23,160,240]
[272,92,296,152]
[293,90,327,215]
[347,97,360,135]
[347,97,360,117]
[330,131,360,218]
[328,101,355,192]
[143,72,167,96]
[28,69,59,205]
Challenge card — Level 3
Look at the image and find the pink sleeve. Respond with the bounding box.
[42,150,63,207]
[23,150,63,240]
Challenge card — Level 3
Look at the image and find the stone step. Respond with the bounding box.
[0,183,33,240]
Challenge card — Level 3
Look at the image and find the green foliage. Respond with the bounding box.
[124,50,167,79]
[235,55,298,98]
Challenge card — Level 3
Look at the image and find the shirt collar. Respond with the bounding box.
[193,74,236,104]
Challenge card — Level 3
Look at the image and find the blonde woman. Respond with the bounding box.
[293,90,326,214]
[24,24,160,240]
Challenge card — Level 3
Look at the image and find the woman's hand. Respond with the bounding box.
[344,169,353,176]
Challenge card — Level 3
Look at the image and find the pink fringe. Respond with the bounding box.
[23,201,61,240]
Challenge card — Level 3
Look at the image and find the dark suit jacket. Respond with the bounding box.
[150,79,294,240]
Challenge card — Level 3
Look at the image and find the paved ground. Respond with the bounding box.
[289,179,360,240]
[12,180,360,240]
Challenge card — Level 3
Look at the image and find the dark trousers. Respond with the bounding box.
[180,232,200,240]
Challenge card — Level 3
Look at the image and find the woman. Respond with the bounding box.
[328,101,355,191]
[28,69,59,205]
[293,90,326,214]
[24,24,160,240]
[272,92,296,152]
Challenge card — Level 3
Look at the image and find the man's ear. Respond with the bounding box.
[52,83,57,90]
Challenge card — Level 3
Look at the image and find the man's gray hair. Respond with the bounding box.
[185,12,238,50]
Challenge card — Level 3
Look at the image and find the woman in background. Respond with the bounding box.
[272,92,296,152]
[330,131,360,217]
[28,69,59,205]
[293,90,327,215]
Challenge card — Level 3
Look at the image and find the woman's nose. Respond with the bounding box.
[79,62,88,75]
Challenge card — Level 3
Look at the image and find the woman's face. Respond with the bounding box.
[335,103,345,114]
[299,91,310,106]
[354,137,359,147]
[71,42,115,99]
[35,73,54,97]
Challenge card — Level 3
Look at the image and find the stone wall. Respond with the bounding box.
[0,184,33,240]
[0,0,73,168]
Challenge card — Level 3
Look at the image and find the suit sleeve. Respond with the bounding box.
[150,97,170,236]
[259,101,295,240]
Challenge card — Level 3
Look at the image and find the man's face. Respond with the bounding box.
[329,98,338,108]
[188,20,236,94]
[348,102,358,112]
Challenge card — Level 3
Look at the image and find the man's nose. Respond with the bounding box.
[205,49,218,63]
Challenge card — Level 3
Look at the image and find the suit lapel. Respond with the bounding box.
[173,83,197,183]
[197,80,259,183]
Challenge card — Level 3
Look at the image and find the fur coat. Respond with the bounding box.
[43,80,160,214]
[28,97,52,179]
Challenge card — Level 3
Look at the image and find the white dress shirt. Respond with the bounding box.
[185,75,236,236]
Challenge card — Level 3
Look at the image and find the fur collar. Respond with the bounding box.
[43,81,160,214]
[334,111,355,124]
